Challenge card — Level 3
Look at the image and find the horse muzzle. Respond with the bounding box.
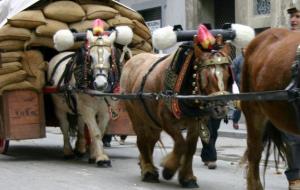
[93,75,108,91]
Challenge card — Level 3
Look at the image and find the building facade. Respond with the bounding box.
[118,0,295,32]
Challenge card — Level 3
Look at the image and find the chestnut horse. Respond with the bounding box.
[241,28,300,189]
[120,35,234,187]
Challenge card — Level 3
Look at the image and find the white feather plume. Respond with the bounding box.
[115,26,133,45]
[231,24,255,48]
[152,26,177,50]
[53,30,74,51]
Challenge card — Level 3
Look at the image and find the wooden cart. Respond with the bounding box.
[0,89,135,154]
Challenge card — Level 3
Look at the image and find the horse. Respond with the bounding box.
[241,28,300,189]
[47,23,133,167]
[120,24,254,187]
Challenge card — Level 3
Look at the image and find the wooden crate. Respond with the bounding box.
[106,102,135,135]
[0,90,45,140]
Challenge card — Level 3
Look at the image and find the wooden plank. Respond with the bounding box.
[0,90,45,140]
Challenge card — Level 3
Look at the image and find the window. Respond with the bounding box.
[254,0,271,15]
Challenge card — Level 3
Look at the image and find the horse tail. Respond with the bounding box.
[262,121,287,187]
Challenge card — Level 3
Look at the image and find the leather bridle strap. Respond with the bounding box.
[138,55,169,127]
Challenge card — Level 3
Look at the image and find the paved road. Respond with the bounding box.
[0,122,288,190]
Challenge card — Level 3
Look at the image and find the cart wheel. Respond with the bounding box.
[0,138,9,154]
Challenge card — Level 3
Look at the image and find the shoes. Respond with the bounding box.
[103,142,111,147]
[119,139,125,145]
[289,179,300,190]
[233,123,239,130]
[204,161,217,169]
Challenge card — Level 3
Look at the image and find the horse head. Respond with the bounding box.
[153,23,254,119]
[193,36,233,118]
[85,29,115,91]
[53,20,133,92]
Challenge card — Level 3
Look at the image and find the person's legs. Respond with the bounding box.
[102,134,112,147]
[281,132,300,189]
[120,135,127,145]
[201,118,221,169]
[232,109,241,130]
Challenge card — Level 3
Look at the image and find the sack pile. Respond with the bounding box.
[0,0,153,94]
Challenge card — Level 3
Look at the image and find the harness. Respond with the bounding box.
[138,55,169,127]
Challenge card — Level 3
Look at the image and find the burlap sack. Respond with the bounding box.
[0,25,31,41]
[82,4,119,20]
[0,81,35,95]
[131,34,152,52]
[132,20,151,41]
[0,40,25,51]
[25,33,54,49]
[69,20,109,33]
[113,3,144,22]
[8,10,46,29]
[21,50,46,90]
[43,1,86,22]
[36,19,69,37]
[77,0,111,4]
[131,48,147,56]
[0,70,27,89]
[0,62,23,75]
[1,51,23,63]
[21,50,46,77]
[107,15,134,28]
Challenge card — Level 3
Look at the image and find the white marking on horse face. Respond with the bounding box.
[90,41,112,91]
[215,65,225,91]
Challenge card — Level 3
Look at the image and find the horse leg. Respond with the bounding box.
[160,122,186,181]
[126,106,161,182]
[52,95,75,158]
[137,126,161,183]
[80,109,111,167]
[74,117,87,157]
[243,103,265,190]
[95,108,112,167]
[55,111,75,159]
[178,123,200,188]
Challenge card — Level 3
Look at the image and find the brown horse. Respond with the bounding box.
[241,28,300,190]
[120,34,233,187]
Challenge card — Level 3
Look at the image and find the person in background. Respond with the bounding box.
[102,134,112,147]
[231,48,245,130]
[281,6,300,189]
[200,118,221,169]
[119,135,127,145]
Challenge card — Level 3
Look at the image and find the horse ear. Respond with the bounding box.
[86,30,94,43]
[108,31,117,43]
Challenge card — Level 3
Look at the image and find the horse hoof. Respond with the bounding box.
[88,158,95,164]
[63,154,75,160]
[74,150,85,158]
[179,178,199,188]
[142,171,159,183]
[97,160,112,168]
[162,168,175,180]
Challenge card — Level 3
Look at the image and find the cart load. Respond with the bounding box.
[0,0,153,94]
[0,0,152,153]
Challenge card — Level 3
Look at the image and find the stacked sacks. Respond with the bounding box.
[0,0,153,94]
